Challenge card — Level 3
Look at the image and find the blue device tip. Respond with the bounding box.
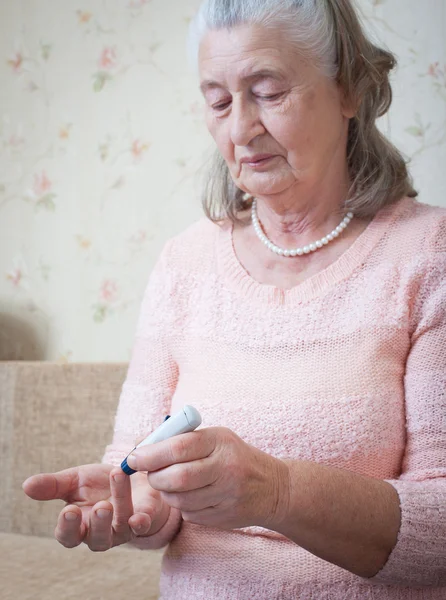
[121,458,136,476]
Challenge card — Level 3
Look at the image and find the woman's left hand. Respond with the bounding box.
[125,427,290,530]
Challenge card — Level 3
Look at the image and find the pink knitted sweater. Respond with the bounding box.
[103,196,446,599]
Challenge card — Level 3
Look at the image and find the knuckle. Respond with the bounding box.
[112,520,129,534]
[170,436,189,462]
[211,427,233,452]
[173,465,190,490]
[217,426,232,440]
[195,428,210,447]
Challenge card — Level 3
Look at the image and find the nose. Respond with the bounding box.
[229,96,265,147]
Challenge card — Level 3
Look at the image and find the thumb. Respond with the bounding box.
[22,468,79,501]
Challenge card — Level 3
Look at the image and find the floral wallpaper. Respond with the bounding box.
[0,0,445,362]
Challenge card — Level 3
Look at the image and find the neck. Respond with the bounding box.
[252,184,351,251]
[251,198,353,258]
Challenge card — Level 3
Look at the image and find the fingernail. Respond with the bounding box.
[113,473,126,484]
[132,520,150,535]
[126,454,137,468]
[64,512,78,522]
[96,509,111,519]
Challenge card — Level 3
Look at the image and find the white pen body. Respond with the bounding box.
[137,405,201,447]
[120,405,202,475]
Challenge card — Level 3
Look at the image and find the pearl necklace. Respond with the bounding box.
[248,196,354,258]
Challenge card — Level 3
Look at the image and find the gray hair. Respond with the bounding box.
[189,0,417,223]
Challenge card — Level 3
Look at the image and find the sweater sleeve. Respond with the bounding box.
[101,238,182,549]
[368,221,446,586]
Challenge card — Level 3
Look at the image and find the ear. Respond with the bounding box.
[340,87,356,119]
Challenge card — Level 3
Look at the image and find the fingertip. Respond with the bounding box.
[111,468,128,484]
[62,504,81,519]
[94,500,114,513]
[63,511,80,522]
[55,507,84,549]
[22,474,41,498]
[129,513,152,536]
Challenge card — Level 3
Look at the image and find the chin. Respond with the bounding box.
[241,173,294,197]
[244,183,290,197]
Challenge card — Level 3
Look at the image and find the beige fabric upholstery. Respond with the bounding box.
[0,532,163,600]
[0,362,164,600]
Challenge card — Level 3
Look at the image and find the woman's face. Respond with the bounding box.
[198,24,354,199]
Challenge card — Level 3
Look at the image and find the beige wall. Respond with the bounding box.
[0,0,445,362]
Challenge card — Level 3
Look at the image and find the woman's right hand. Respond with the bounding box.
[22,464,171,551]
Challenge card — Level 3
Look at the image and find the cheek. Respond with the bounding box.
[208,120,235,161]
[205,112,218,141]
[260,93,316,155]
[275,93,342,160]
[265,111,312,157]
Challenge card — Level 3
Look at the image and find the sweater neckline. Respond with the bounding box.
[217,196,409,306]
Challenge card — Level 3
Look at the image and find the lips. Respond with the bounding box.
[240,154,275,166]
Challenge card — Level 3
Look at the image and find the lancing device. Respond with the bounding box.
[120,405,202,475]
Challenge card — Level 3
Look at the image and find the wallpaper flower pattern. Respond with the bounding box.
[0,0,445,361]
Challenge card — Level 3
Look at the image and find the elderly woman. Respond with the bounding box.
[23,0,446,598]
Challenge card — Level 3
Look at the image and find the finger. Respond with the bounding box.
[160,484,219,512]
[87,501,113,552]
[126,428,217,473]
[127,477,159,535]
[128,512,153,536]
[22,468,79,501]
[110,469,133,535]
[181,506,219,527]
[131,482,171,537]
[147,459,217,493]
[55,505,86,548]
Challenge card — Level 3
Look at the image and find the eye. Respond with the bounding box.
[212,100,232,112]
[255,92,283,101]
